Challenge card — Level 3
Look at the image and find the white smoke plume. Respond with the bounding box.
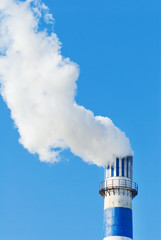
[0,0,133,167]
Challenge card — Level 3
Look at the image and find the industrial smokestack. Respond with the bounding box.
[99,156,138,240]
[0,1,139,238]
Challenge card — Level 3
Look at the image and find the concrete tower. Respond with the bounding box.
[99,156,138,240]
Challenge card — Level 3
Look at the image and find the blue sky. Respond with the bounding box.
[0,0,160,239]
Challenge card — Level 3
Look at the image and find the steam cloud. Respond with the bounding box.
[0,0,133,167]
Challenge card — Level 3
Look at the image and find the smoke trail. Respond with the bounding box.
[0,0,133,167]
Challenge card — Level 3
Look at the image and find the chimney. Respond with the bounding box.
[99,156,138,240]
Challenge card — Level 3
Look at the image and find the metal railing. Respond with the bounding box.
[99,178,138,199]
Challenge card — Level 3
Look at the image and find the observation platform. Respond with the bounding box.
[99,178,138,199]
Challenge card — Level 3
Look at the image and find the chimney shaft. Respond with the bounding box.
[99,156,138,240]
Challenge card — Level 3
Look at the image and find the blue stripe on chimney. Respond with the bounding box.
[104,207,133,239]
[116,158,119,176]
[111,165,114,177]
[127,157,129,177]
